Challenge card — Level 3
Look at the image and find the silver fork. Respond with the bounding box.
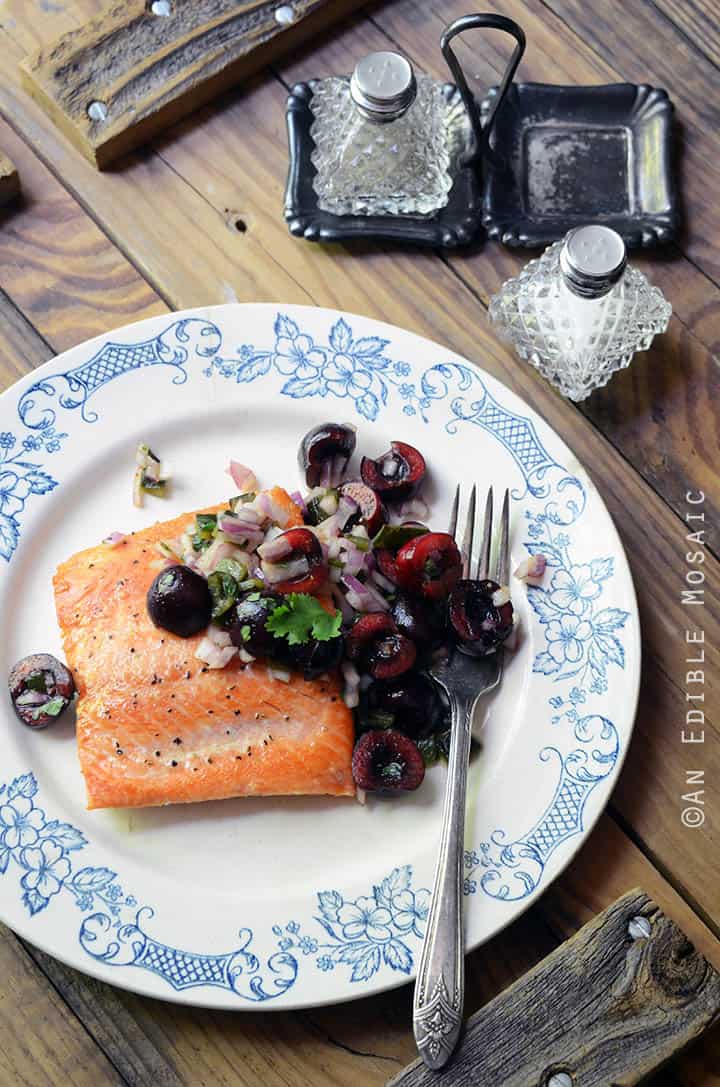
[412,485,510,1070]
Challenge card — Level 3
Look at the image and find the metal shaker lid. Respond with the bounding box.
[350,52,417,123]
[559,225,627,299]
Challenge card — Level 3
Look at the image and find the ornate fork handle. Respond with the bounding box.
[412,691,475,1069]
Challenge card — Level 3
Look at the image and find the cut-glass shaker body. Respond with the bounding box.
[489,227,672,401]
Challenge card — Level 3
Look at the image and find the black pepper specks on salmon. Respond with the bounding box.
[173,737,182,745]
[155,751,161,757]
[170,760,178,767]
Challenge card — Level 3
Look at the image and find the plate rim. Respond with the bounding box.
[0,302,641,1009]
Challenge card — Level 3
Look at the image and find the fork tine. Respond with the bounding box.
[494,488,510,584]
[448,484,460,538]
[460,484,476,578]
[476,488,493,579]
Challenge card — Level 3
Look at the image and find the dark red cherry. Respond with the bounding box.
[352,729,425,792]
[360,441,425,501]
[395,532,462,600]
[299,423,356,488]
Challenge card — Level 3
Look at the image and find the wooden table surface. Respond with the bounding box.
[0,0,718,1083]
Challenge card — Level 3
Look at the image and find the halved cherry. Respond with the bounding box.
[266,527,328,594]
[352,729,425,792]
[360,441,426,501]
[339,481,386,536]
[449,578,514,655]
[299,423,356,488]
[345,613,416,679]
[395,532,462,600]
[390,592,439,646]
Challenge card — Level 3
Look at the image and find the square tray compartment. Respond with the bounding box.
[284,81,484,248]
[481,82,676,248]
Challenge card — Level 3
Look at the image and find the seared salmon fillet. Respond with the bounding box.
[53,488,356,810]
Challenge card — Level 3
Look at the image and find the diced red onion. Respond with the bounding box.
[262,556,309,584]
[16,690,48,706]
[206,624,232,648]
[227,460,258,492]
[253,491,292,527]
[337,494,358,525]
[103,531,126,547]
[341,660,361,708]
[217,514,264,545]
[238,648,255,663]
[492,586,511,607]
[198,538,244,574]
[326,537,342,561]
[314,511,343,540]
[514,555,547,583]
[371,568,396,594]
[289,490,307,514]
[341,543,365,577]
[342,573,390,613]
[257,534,293,562]
[195,638,237,669]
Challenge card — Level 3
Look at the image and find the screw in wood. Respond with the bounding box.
[150,0,172,15]
[275,4,296,24]
[628,915,652,940]
[86,101,108,122]
[546,1074,573,1087]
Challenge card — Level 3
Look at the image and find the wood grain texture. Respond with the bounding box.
[20,0,368,167]
[0,149,19,204]
[0,2,719,1085]
[651,0,720,70]
[0,117,165,354]
[0,923,123,1087]
[390,890,720,1087]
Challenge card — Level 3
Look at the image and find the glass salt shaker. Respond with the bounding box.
[488,225,672,401]
[307,16,525,219]
[310,51,458,217]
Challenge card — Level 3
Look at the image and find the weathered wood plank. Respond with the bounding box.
[0,117,165,355]
[0,149,19,205]
[0,923,124,1087]
[389,890,720,1087]
[20,0,369,168]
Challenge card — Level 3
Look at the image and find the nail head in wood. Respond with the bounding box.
[389,890,720,1087]
[628,915,652,940]
[546,1074,573,1087]
[87,101,108,122]
[19,0,368,168]
[275,4,296,24]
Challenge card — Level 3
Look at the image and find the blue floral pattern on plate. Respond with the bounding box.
[0,308,635,999]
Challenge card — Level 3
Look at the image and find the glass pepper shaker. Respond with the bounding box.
[307,16,525,220]
[488,225,672,401]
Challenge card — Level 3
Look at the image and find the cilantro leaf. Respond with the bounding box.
[265,593,342,646]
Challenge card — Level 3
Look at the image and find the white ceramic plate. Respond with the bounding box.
[0,304,639,1009]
